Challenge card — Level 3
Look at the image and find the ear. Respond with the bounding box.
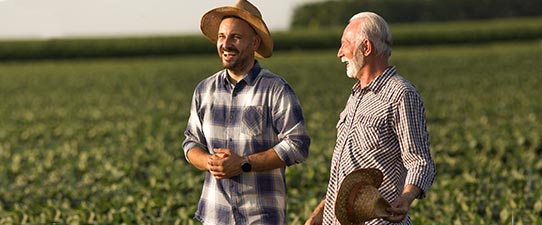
[253,35,262,52]
[361,39,372,56]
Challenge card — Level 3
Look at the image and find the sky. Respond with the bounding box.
[0,0,319,40]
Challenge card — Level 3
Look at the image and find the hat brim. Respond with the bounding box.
[335,168,385,225]
[200,6,273,58]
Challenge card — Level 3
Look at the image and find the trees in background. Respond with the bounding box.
[291,0,542,28]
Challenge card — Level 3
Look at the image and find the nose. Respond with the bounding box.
[337,46,344,59]
[218,36,233,50]
[224,35,236,48]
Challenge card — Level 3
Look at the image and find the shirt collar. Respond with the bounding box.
[352,66,396,95]
[243,60,262,86]
[221,60,262,87]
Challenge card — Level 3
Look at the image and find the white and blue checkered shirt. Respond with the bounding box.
[322,66,436,225]
[183,61,310,225]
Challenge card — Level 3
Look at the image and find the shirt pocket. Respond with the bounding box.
[353,115,386,150]
[241,105,264,136]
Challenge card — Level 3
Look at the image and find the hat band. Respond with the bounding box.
[347,181,366,221]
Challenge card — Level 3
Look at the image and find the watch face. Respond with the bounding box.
[241,162,252,172]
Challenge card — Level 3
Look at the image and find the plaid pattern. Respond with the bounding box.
[322,66,436,225]
[183,61,310,225]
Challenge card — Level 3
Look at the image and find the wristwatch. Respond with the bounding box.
[241,156,252,172]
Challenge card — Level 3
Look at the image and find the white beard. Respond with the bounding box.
[342,51,364,79]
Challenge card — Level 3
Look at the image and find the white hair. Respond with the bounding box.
[349,12,392,57]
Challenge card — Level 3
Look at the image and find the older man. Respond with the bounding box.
[182,0,310,224]
[305,12,436,225]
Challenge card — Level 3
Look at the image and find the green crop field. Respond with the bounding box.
[0,40,541,224]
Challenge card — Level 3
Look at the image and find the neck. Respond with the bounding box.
[227,70,245,83]
[357,58,389,87]
[227,60,255,83]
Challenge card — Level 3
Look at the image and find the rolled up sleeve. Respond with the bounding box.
[182,87,208,162]
[396,90,436,198]
[271,84,310,166]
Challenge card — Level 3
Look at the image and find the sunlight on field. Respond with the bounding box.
[0,41,540,224]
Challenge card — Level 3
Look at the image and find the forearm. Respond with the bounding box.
[305,198,326,225]
[247,148,287,172]
[401,184,422,205]
[186,147,211,171]
[312,198,326,215]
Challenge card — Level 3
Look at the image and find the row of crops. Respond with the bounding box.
[0,18,541,224]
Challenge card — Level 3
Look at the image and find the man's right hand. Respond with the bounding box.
[208,148,244,179]
[305,199,325,225]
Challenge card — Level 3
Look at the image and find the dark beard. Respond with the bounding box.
[221,48,252,73]
[223,58,250,72]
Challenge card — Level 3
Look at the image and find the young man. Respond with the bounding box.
[182,1,310,224]
[305,12,436,225]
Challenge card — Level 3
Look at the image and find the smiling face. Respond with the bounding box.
[216,17,260,76]
[337,20,366,79]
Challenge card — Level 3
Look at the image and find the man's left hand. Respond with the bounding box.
[385,196,410,223]
[207,148,244,179]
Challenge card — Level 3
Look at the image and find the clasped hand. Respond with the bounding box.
[207,148,244,179]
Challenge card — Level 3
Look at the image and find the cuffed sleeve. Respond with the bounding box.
[395,90,436,198]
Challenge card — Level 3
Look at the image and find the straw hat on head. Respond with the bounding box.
[200,0,273,58]
[335,168,392,225]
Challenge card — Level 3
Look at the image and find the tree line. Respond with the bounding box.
[291,0,542,28]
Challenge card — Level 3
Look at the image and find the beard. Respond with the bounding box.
[220,46,252,73]
[342,50,365,79]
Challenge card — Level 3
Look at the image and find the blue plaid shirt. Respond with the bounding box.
[183,61,310,225]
